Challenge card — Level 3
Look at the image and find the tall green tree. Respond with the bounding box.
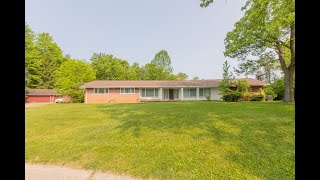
[55,59,96,102]
[25,23,40,89]
[176,72,188,80]
[192,76,200,80]
[219,60,235,94]
[151,50,173,74]
[36,33,64,89]
[130,62,142,80]
[90,53,134,80]
[235,52,280,83]
[201,0,295,103]
[143,63,171,80]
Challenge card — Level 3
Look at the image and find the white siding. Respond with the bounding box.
[210,87,223,100]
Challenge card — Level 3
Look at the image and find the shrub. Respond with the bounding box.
[272,78,284,100]
[236,80,251,93]
[241,92,254,101]
[250,89,266,101]
[61,89,84,103]
[206,96,211,101]
[69,90,84,103]
[259,88,266,101]
[222,91,243,102]
[250,94,265,101]
[264,85,277,99]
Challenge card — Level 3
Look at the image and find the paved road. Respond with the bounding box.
[25,164,139,180]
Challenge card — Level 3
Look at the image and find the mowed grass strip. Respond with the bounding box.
[26,101,295,179]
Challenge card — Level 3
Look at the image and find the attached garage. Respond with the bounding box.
[26,89,61,103]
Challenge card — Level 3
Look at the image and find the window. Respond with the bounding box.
[141,89,146,97]
[204,88,211,96]
[190,88,196,96]
[146,89,154,97]
[183,88,197,97]
[173,89,179,98]
[121,88,135,94]
[94,88,108,94]
[199,88,204,96]
[141,88,159,97]
[163,89,169,99]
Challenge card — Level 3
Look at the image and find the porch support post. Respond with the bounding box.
[196,87,199,100]
[181,88,184,101]
[159,88,163,100]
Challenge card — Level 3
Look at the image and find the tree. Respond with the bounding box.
[234,52,280,83]
[25,23,41,89]
[236,80,250,93]
[128,62,141,80]
[192,76,200,80]
[176,72,188,80]
[90,53,135,80]
[271,78,285,100]
[36,33,64,89]
[55,59,96,102]
[90,53,113,80]
[201,0,295,103]
[143,63,171,80]
[264,85,277,99]
[200,0,214,7]
[218,60,235,94]
[151,50,173,74]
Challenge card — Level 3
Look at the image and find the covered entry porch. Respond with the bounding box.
[139,87,212,101]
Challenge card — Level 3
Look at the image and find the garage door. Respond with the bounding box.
[26,96,51,103]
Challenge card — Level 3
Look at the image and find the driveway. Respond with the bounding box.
[25,163,139,180]
[25,103,52,108]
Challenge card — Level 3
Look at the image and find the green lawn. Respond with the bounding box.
[26,101,295,179]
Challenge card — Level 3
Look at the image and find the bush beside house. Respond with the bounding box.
[221,79,266,102]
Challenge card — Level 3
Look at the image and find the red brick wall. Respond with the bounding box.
[26,95,60,103]
[109,88,120,93]
[229,86,263,92]
[85,88,141,103]
[63,95,73,103]
[86,93,140,103]
[250,86,263,92]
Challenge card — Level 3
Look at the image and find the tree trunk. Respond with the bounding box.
[283,68,295,103]
[275,41,295,103]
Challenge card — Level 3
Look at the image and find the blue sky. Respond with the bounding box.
[25,0,247,79]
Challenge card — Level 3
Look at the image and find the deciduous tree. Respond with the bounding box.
[55,59,96,102]
[151,50,173,74]
[201,0,295,102]
[36,33,64,88]
[176,72,188,80]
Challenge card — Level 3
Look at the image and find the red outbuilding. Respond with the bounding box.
[26,89,61,103]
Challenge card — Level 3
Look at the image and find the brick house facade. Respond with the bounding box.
[80,78,269,104]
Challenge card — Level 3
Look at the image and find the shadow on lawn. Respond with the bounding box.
[94,102,294,179]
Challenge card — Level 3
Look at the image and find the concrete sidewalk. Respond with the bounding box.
[25,164,140,180]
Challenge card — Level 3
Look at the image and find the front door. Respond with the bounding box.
[169,89,174,100]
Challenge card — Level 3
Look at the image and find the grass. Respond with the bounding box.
[26,101,294,179]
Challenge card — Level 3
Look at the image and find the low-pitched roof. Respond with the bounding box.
[26,89,60,95]
[80,78,269,88]
[231,78,270,87]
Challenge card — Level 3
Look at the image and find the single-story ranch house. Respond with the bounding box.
[80,78,268,104]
